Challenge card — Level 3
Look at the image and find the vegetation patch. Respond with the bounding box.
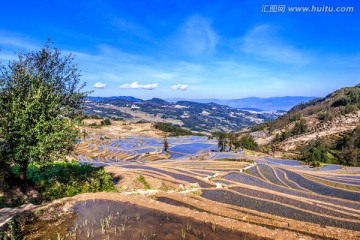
[25,161,115,201]
[137,175,151,189]
[0,161,115,208]
[153,122,203,136]
[216,132,259,152]
[299,126,360,166]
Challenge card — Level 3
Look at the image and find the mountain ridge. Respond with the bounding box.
[168,96,318,111]
[84,98,283,132]
[88,96,318,111]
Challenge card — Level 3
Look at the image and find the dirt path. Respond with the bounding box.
[0,204,36,231]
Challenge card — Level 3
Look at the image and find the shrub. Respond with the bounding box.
[301,140,329,163]
[100,118,111,126]
[0,196,6,208]
[238,134,259,151]
[309,161,321,168]
[26,161,115,201]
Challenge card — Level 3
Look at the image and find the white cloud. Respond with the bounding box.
[170,84,190,91]
[93,82,108,89]
[175,15,218,56]
[240,24,310,65]
[119,81,158,90]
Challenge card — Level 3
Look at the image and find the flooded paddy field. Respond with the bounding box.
[43,136,360,239]
[24,199,267,240]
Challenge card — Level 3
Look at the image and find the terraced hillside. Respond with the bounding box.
[250,84,360,165]
[61,136,360,239]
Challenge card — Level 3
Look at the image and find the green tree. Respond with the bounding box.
[292,119,307,135]
[0,41,89,183]
[163,138,169,152]
[233,140,241,152]
[217,132,228,152]
[227,133,238,152]
[335,126,360,166]
[100,118,111,126]
[238,134,258,151]
[301,140,328,163]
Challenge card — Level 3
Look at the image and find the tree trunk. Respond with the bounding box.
[19,164,28,190]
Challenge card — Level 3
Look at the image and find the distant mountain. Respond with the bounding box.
[238,107,265,112]
[144,98,170,105]
[88,96,143,102]
[84,98,283,132]
[166,96,317,111]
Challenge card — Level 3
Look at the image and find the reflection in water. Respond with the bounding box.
[23,200,267,240]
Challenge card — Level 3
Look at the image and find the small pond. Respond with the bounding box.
[170,143,217,154]
[319,165,342,171]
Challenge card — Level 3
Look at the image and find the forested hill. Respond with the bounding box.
[250,84,360,166]
[257,84,360,131]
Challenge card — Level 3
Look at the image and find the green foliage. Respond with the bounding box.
[249,123,267,132]
[331,89,360,108]
[309,161,321,168]
[216,132,259,152]
[334,126,360,166]
[317,112,333,122]
[298,127,360,167]
[292,119,307,135]
[301,140,329,163]
[153,122,202,136]
[26,161,115,201]
[0,196,6,208]
[87,114,102,119]
[331,97,349,107]
[217,132,228,152]
[137,175,151,189]
[238,134,259,151]
[273,118,307,143]
[163,138,169,152]
[6,219,19,240]
[0,41,89,180]
[100,118,111,126]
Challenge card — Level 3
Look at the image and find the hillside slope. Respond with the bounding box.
[250,84,360,165]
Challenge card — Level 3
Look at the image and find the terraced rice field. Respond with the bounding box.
[72,136,360,239]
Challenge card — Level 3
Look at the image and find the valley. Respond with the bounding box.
[1,2,359,239]
[2,85,359,240]
[4,128,358,239]
[84,98,282,132]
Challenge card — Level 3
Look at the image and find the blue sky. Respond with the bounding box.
[0,0,359,99]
